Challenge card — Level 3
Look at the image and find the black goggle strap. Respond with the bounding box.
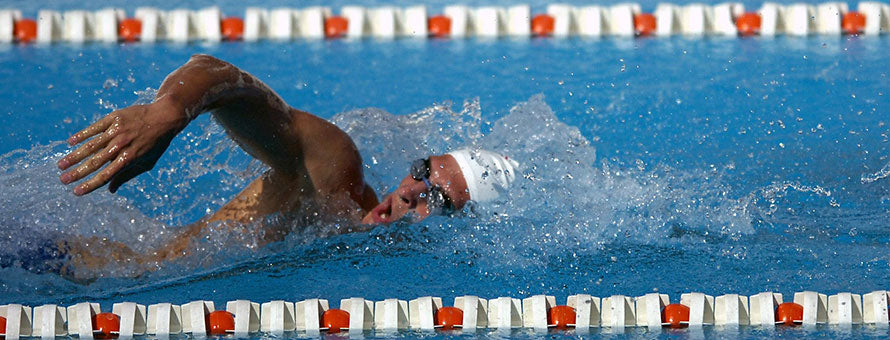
[410,158,430,181]
[427,185,454,215]
[410,158,454,215]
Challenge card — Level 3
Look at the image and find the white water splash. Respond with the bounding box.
[0,94,762,291]
[861,161,890,184]
[332,95,758,271]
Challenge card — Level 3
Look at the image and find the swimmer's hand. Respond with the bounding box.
[58,98,187,195]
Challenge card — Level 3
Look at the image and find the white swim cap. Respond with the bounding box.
[447,148,519,202]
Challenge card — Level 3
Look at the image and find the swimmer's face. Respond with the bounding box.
[362,154,471,225]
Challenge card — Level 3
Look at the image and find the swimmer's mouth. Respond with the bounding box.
[371,196,394,224]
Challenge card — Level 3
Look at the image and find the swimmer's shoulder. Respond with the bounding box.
[291,108,358,157]
[289,108,367,195]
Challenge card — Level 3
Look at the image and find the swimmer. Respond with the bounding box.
[49,55,518,280]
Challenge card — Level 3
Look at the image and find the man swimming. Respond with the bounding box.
[54,55,518,277]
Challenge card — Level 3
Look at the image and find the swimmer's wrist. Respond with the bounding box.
[152,95,192,129]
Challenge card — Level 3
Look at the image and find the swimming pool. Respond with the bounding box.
[1,1,890,339]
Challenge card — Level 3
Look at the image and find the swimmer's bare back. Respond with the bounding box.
[56,55,380,271]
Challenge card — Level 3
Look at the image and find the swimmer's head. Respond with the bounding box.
[362,149,519,224]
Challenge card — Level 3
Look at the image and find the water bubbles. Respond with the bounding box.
[861,161,890,184]
[102,78,118,90]
[133,87,158,104]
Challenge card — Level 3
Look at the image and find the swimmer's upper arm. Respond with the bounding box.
[159,54,309,175]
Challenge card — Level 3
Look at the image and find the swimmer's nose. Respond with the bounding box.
[397,181,426,208]
[397,193,416,209]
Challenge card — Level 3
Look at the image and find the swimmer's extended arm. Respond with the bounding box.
[54,54,375,275]
[58,54,311,195]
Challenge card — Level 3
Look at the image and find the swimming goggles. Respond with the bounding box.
[410,158,455,215]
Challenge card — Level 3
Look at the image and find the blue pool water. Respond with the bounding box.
[1,8,890,340]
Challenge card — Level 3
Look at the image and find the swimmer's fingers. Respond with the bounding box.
[57,131,112,170]
[109,132,174,193]
[60,139,122,190]
[72,149,134,196]
[67,113,116,146]
[108,159,148,193]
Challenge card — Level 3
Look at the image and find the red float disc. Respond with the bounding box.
[531,14,555,37]
[775,302,804,326]
[1,316,7,336]
[118,18,141,43]
[842,12,866,35]
[428,15,452,38]
[634,13,657,36]
[221,17,244,41]
[549,305,576,329]
[14,19,37,44]
[661,303,690,328]
[325,16,349,39]
[435,307,463,330]
[322,309,350,333]
[736,12,761,36]
[206,310,235,335]
[93,313,120,339]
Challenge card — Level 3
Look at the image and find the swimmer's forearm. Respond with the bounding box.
[58,55,297,196]
[155,54,288,122]
[153,54,303,172]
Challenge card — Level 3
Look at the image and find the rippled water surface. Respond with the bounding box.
[0,32,889,339]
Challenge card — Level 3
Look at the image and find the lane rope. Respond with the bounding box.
[0,2,888,44]
[1,291,888,336]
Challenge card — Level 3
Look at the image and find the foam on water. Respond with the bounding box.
[861,160,890,184]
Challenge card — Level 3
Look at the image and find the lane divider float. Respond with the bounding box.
[0,2,889,44]
[1,290,888,337]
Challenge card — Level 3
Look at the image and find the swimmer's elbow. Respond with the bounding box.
[185,54,234,73]
[189,53,220,64]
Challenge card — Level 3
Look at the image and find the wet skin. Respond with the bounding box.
[54,54,471,279]
[362,155,471,225]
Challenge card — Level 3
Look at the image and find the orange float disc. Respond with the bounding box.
[13,19,37,44]
[531,14,555,37]
[206,310,235,335]
[221,17,244,41]
[325,16,349,39]
[322,309,350,333]
[775,302,804,326]
[93,313,120,339]
[428,15,452,38]
[634,13,657,36]
[118,18,141,43]
[436,307,463,330]
[661,303,690,328]
[1,316,7,336]
[842,12,866,35]
[549,305,576,329]
[736,12,761,36]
